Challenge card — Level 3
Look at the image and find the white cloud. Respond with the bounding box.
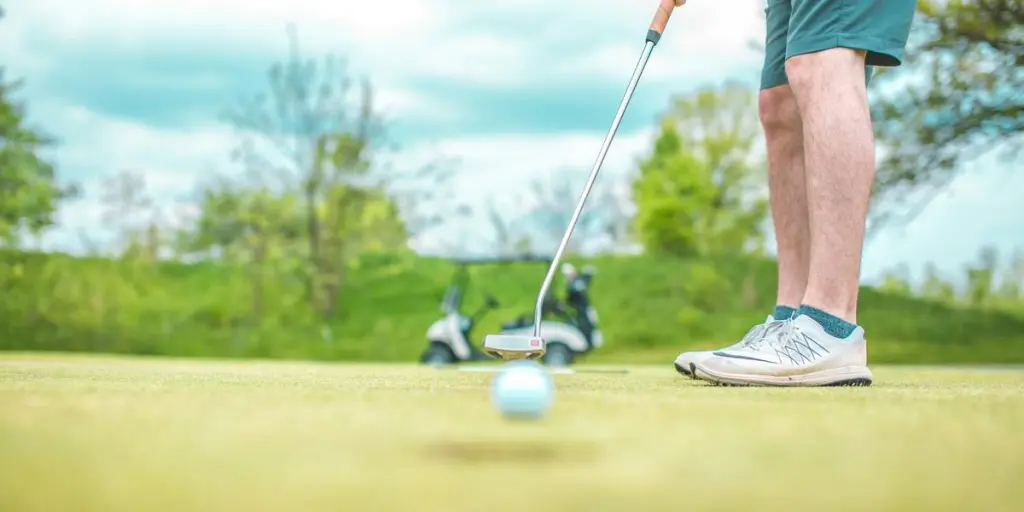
[30,99,235,190]
[1,0,764,92]
[398,129,654,197]
[2,0,446,52]
[861,162,1024,282]
[560,0,765,82]
[27,101,237,253]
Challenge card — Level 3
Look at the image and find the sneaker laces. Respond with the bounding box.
[746,319,791,350]
[766,319,809,353]
[737,324,767,347]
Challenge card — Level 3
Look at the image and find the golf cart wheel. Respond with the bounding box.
[421,342,457,366]
[542,342,574,366]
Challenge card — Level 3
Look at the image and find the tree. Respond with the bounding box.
[183,179,302,259]
[314,182,407,313]
[478,167,631,257]
[869,0,1023,230]
[878,263,913,296]
[920,263,957,304]
[483,195,533,256]
[181,175,407,317]
[224,27,411,315]
[523,169,628,255]
[100,170,153,257]
[181,182,306,317]
[632,82,769,257]
[994,249,1024,305]
[965,245,1000,307]
[0,63,74,245]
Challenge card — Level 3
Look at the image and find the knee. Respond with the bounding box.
[758,87,800,133]
[783,55,817,92]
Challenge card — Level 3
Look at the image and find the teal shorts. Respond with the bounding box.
[761,0,917,89]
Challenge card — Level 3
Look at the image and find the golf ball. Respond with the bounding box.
[491,361,554,420]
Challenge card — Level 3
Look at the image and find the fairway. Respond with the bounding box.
[2,354,1023,511]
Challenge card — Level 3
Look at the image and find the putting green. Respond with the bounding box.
[1,354,1022,511]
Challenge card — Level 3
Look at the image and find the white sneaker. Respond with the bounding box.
[673,315,787,378]
[692,314,872,387]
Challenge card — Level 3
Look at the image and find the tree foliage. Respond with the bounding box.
[870,0,1023,228]
[632,82,768,258]
[0,70,74,245]
[215,28,410,316]
[880,246,1024,314]
[477,162,632,257]
[878,263,914,297]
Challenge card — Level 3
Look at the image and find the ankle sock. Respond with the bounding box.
[771,305,797,321]
[796,304,857,338]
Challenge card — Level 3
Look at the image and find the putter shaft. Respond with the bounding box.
[532,40,657,337]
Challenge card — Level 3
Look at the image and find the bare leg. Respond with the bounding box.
[671,86,807,377]
[759,85,808,311]
[785,49,874,324]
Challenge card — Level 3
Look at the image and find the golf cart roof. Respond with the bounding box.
[449,254,553,265]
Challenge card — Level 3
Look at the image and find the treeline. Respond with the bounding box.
[5,249,1024,363]
[0,249,429,359]
[878,246,1024,314]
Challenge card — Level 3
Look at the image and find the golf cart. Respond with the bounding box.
[419,255,603,366]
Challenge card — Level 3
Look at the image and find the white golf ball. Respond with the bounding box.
[491,361,554,419]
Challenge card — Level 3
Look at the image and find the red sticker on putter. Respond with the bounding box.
[530,339,541,347]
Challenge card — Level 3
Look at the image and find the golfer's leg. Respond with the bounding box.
[761,0,804,319]
[784,0,916,330]
[671,0,796,377]
[762,119,806,312]
[762,86,805,316]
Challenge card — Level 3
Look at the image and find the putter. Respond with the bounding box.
[482,0,679,361]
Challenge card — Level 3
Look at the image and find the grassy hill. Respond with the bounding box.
[2,250,1023,364]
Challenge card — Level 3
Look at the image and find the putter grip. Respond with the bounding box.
[646,0,676,45]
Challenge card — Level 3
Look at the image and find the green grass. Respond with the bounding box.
[4,251,1024,364]
[2,353,1023,511]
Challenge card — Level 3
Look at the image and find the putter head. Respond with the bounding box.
[482,334,546,361]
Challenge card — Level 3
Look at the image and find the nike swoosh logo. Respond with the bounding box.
[712,351,777,364]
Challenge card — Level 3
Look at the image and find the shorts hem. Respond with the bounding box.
[760,73,789,90]
[786,34,906,67]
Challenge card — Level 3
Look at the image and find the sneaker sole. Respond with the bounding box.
[674,361,694,378]
[692,364,873,387]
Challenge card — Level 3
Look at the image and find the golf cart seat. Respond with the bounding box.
[502,288,563,330]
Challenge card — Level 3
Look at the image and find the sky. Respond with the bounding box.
[1,0,1021,284]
